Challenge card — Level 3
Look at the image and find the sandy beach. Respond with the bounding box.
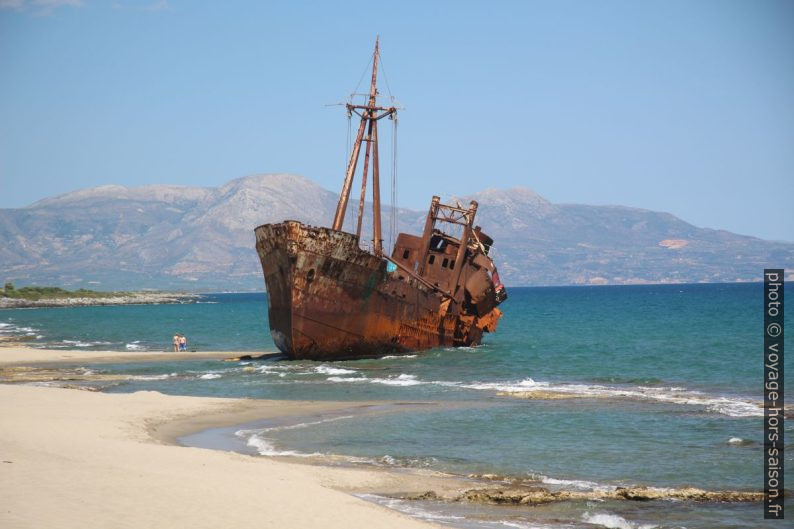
[0,345,771,528]
[0,347,457,528]
[0,345,248,366]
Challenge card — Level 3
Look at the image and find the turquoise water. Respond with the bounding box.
[2,284,791,528]
[0,293,275,352]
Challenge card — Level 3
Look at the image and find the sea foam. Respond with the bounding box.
[465,377,763,417]
[355,494,465,522]
[370,374,422,386]
[582,512,657,529]
[314,365,356,375]
[54,339,113,348]
[325,373,423,386]
[326,376,366,383]
[129,374,173,381]
[244,434,321,457]
[236,414,354,457]
[539,475,615,493]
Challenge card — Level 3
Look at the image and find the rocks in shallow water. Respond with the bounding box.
[612,486,763,502]
[59,384,102,392]
[466,473,510,482]
[222,353,284,363]
[0,366,128,384]
[460,488,581,505]
[402,485,764,506]
[404,491,441,501]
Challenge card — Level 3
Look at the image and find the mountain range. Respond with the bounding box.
[1,173,791,290]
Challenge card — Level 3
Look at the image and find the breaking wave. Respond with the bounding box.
[371,374,422,386]
[326,376,365,383]
[236,415,354,457]
[498,523,550,529]
[0,322,46,344]
[314,365,357,375]
[377,454,439,468]
[319,370,760,417]
[244,434,322,457]
[49,339,114,348]
[355,494,465,523]
[581,512,657,529]
[537,475,615,493]
[129,373,175,381]
[463,378,762,418]
[325,373,422,386]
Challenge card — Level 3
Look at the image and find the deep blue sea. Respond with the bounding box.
[2,283,791,529]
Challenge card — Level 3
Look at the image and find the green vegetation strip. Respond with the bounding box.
[2,282,133,301]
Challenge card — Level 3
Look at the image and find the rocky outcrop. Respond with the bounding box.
[611,486,763,502]
[0,292,199,309]
[0,366,130,384]
[403,484,765,505]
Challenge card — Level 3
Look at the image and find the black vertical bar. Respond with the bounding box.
[764,269,784,519]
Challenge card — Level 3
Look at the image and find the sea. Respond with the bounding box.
[1,283,791,529]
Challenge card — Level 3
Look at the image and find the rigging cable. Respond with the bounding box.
[390,112,398,251]
[378,52,394,101]
[352,55,373,101]
[345,52,373,230]
[379,50,398,250]
[346,106,354,229]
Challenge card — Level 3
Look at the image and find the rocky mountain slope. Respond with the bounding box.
[1,173,791,290]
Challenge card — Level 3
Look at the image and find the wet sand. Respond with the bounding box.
[0,344,266,365]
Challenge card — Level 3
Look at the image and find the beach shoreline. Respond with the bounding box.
[0,344,269,366]
[0,345,774,529]
[0,346,480,528]
[0,383,472,528]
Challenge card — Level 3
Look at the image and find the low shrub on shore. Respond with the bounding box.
[1,282,131,300]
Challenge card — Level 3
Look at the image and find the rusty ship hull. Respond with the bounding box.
[253,40,506,361]
[255,221,496,360]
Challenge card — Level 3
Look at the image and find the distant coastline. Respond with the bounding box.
[0,291,201,309]
[3,174,792,290]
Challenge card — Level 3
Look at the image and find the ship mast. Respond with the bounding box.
[331,37,397,257]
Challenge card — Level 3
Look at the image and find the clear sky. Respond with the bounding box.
[1,0,792,240]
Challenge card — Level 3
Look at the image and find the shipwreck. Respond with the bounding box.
[254,40,507,360]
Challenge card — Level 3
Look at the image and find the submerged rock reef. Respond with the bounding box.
[404,483,765,505]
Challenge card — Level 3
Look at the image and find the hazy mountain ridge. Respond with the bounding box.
[1,173,791,290]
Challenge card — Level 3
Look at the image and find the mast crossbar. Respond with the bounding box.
[331,36,397,258]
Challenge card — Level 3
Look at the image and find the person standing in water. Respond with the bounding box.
[172,333,180,352]
[179,334,187,352]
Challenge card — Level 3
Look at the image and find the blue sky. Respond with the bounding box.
[1,0,792,240]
